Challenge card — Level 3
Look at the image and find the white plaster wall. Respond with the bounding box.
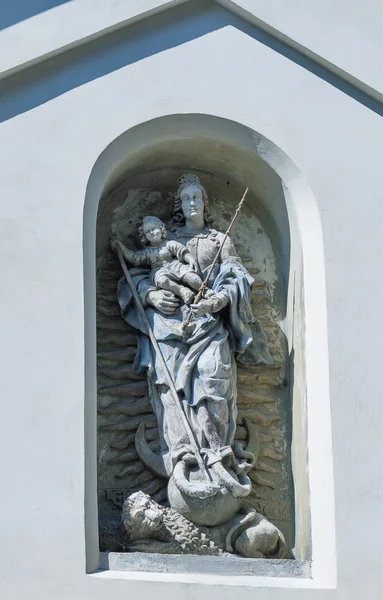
[0,1,382,599]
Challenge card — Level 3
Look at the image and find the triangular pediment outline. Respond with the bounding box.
[0,0,380,124]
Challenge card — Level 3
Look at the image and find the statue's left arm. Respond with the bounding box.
[190,234,251,317]
[220,235,242,262]
[211,234,250,309]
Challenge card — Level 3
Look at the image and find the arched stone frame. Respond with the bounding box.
[84,114,336,586]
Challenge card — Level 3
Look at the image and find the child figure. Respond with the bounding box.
[115,216,212,305]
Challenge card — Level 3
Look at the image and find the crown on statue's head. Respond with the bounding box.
[176,173,208,201]
[178,173,202,189]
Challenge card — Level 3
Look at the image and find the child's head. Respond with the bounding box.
[139,216,167,246]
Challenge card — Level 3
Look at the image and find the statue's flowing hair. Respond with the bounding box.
[167,174,217,230]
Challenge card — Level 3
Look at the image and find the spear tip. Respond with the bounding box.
[238,186,249,210]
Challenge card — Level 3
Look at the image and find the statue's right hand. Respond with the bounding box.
[146,290,181,315]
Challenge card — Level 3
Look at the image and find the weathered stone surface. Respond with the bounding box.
[97,173,294,554]
[100,552,311,577]
[167,469,241,527]
[121,491,286,559]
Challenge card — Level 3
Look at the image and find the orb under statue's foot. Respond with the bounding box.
[168,463,242,526]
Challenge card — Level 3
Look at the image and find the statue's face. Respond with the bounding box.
[180,184,204,220]
[143,219,163,245]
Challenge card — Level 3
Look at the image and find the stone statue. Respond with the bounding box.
[113,215,213,305]
[110,173,283,557]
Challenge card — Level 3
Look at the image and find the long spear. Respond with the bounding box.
[114,244,212,483]
[184,186,249,327]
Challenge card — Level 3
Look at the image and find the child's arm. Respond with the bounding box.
[183,251,199,273]
[168,240,199,272]
[112,240,149,267]
[169,240,199,273]
[168,240,199,273]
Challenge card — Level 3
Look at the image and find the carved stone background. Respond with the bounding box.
[96,172,294,553]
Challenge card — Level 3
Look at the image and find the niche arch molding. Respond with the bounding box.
[84,113,335,586]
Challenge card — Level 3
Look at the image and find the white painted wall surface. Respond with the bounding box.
[0,1,382,598]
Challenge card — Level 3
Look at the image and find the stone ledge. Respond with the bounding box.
[100,552,311,578]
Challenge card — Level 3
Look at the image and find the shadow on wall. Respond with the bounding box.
[0,0,381,123]
[0,0,70,31]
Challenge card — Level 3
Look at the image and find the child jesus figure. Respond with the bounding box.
[114,216,213,305]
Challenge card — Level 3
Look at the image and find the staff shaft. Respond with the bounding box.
[116,246,211,481]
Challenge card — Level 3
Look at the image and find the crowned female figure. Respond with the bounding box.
[116,174,266,524]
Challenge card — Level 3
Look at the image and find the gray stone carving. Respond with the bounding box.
[122,491,286,558]
[113,175,268,519]
[97,173,293,557]
[113,215,213,305]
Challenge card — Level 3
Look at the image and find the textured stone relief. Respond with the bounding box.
[119,491,286,558]
[97,174,293,557]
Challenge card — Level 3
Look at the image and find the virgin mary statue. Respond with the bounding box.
[116,174,270,516]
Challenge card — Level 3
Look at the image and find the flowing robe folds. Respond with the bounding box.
[117,227,258,467]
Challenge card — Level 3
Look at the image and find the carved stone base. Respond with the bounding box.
[121,491,286,558]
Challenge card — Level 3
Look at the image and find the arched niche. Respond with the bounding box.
[84,114,334,580]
